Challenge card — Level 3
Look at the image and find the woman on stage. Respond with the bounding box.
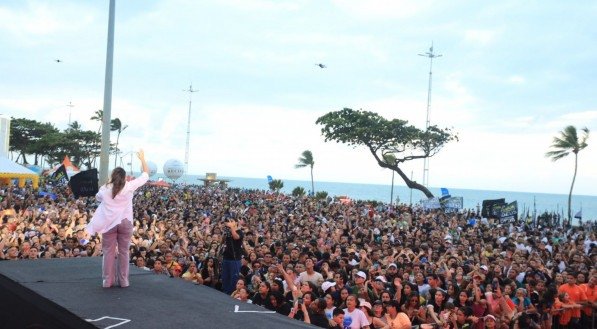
[87,150,149,288]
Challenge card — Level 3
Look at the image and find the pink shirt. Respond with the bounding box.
[86,172,149,235]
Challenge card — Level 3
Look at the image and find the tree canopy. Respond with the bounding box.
[9,117,101,169]
[316,108,457,198]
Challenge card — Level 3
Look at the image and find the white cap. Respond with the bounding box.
[321,281,336,293]
[356,271,367,279]
[375,276,387,283]
[480,265,489,271]
[358,298,372,310]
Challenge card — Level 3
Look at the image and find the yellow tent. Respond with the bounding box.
[0,156,39,189]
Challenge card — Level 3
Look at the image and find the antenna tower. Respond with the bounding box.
[183,84,198,178]
[418,43,441,187]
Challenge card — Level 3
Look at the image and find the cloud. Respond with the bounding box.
[507,75,526,84]
[463,29,500,46]
[542,110,597,130]
[217,0,303,12]
[331,0,432,20]
[558,110,597,123]
[0,2,96,46]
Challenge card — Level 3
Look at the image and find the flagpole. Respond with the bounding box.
[532,196,536,228]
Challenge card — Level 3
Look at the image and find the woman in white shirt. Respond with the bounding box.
[87,150,149,288]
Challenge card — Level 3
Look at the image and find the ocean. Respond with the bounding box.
[152,174,597,224]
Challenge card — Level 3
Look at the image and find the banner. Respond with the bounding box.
[442,196,463,213]
[421,197,441,210]
[68,169,99,198]
[50,164,68,184]
[499,201,518,222]
[481,198,506,218]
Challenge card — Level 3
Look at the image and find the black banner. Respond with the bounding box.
[68,169,99,198]
[50,164,68,184]
[481,198,506,218]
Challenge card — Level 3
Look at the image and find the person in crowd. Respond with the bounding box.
[135,257,150,271]
[236,287,252,303]
[553,292,583,329]
[299,258,324,287]
[269,291,292,315]
[251,281,272,308]
[579,273,597,328]
[230,278,247,299]
[201,257,220,289]
[383,300,411,329]
[181,261,203,284]
[557,271,587,327]
[323,292,337,320]
[343,294,371,329]
[305,297,330,328]
[221,216,244,295]
[329,308,346,329]
[151,258,170,276]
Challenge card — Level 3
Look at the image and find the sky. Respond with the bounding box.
[1,0,596,196]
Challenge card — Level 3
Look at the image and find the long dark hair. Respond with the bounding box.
[110,167,126,198]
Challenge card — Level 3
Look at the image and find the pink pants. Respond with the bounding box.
[101,218,133,287]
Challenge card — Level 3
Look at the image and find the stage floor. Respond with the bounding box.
[0,257,313,329]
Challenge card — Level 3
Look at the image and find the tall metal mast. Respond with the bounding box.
[183,84,198,178]
[99,0,115,185]
[418,43,441,187]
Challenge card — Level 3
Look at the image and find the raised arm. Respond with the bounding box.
[277,263,297,294]
[138,149,149,174]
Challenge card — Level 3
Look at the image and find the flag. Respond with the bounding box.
[440,188,450,198]
[574,210,582,219]
[50,164,68,184]
[267,175,273,183]
[68,169,99,198]
[481,198,506,218]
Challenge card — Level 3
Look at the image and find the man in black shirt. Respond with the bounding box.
[221,217,244,294]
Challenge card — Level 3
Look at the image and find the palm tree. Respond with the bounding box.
[295,150,315,196]
[292,186,306,197]
[268,179,284,192]
[545,126,589,221]
[90,109,103,133]
[315,191,328,200]
[110,118,128,167]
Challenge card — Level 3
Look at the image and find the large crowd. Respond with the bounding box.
[1,182,596,329]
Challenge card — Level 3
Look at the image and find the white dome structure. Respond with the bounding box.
[163,159,185,180]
